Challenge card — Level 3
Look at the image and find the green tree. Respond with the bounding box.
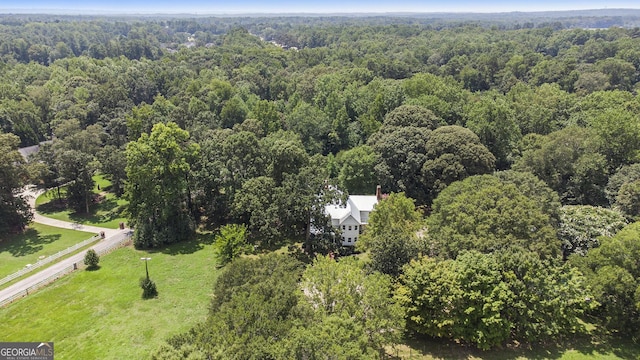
[514,126,607,205]
[282,155,339,253]
[232,176,281,246]
[286,102,332,154]
[606,163,640,206]
[368,126,431,205]
[221,130,265,194]
[154,254,305,358]
[399,250,591,350]
[0,133,32,234]
[422,125,496,204]
[585,107,640,171]
[358,192,424,276]
[220,95,248,128]
[300,256,404,353]
[251,99,281,134]
[125,122,199,248]
[262,132,309,186]
[403,72,469,125]
[506,82,574,135]
[336,145,378,195]
[83,249,100,269]
[595,58,636,91]
[398,252,512,350]
[465,94,521,170]
[98,145,127,196]
[213,224,249,265]
[574,71,610,95]
[383,104,444,129]
[559,205,627,258]
[570,222,640,332]
[428,175,560,259]
[191,129,232,226]
[495,248,591,343]
[55,149,95,214]
[495,170,562,227]
[0,99,44,147]
[616,180,640,220]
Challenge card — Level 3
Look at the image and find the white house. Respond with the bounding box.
[325,186,385,246]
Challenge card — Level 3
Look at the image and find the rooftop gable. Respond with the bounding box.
[326,194,378,225]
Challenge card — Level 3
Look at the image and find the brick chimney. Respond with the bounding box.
[376,185,382,201]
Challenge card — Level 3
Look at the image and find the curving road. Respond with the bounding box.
[0,187,132,306]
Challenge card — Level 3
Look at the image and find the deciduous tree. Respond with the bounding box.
[0,133,32,234]
[570,222,640,332]
[125,122,199,248]
[422,125,496,203]
[336,145,378,195]
[427,175,560,259]
[299,256,404,353]
[213,224,249,266]
[399,250,591,350]
[358,192,424,276]
[558,205,626,258]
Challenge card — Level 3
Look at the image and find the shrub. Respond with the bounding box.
[83,249,100,269]
[140,277,158,299]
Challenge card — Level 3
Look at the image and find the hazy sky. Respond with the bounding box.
[2,0,639,14]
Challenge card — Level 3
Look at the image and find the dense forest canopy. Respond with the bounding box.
[4,12,640,356]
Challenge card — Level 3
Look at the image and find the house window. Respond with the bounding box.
[355,237,358,241]
[354,225,358,230]
[342,225,346,230]
[348,225,352,231]
[348,238,352,242]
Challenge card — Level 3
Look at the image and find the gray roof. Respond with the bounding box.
[18,145,40,160]
[17,140,51,160]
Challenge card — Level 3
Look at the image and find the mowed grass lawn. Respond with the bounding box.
[36,175,128,229]
[0,236,218,359]
[0,223,95,280]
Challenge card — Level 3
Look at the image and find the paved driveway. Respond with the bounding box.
[0,187,132,306]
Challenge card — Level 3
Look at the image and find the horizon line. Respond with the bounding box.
[0,8,639,17]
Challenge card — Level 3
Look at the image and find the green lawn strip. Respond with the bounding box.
[0,236,218,360]
[0,223,95,280]
[389,333,640,359]
[36,175,128,229]
[0,239,100,290]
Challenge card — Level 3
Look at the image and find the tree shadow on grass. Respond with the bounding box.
[85,265,101,271]
[69,198,123,223]
[38,196,125,226]
[152,233,215,256]
[0,228,61,257]
[36,200,67,215]
[393,331,640,360]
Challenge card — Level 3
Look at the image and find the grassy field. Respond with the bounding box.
[36,175,128,229]
[0,235,218,360]
[0,223,95,280]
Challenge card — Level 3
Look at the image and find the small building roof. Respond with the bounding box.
[18,141,51,161]
[18,145,40,160]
